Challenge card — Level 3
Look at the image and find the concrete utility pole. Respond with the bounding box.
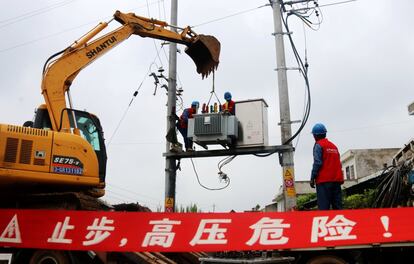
[271,0,297,211]
[164,0,178,212]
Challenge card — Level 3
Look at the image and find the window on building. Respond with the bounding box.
[350,165,355,179]
[345,165,356,180]
[346,166,350,180]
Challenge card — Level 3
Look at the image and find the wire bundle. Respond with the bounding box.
[372,163,413,208]
[279,1,320,145]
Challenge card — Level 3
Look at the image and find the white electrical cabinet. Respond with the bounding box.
[235,99,268,147]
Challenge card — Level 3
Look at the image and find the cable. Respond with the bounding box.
[192,4,270,28]
[205,71,222,107]
[0,0,164,54]
[107,48,162,146]
[278,3,312,146]
[372,163,413,208]
[0,0,77,30]
[190,158,230,191]
[217,155,237,182]
[145,0,164,67]
[107,183,161,202]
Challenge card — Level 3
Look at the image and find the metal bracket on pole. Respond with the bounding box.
[274,67,300,71]
[272,32,292,36]
[278,120,301,125]
[284,0,313,5]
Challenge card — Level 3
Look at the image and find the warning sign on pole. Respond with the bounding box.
[1,208,414,252]
[165,197,174,212]
[283,167,296,197]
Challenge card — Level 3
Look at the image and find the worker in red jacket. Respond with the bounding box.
[310,123,344,210]
[177,101,199,151]
[222,92,235,115]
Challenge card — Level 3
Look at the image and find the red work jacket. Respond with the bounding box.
[178,107,196,129]
[222,100,235,115]
[316,138,344,184]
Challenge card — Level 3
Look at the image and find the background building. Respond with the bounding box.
[271,148,399,212]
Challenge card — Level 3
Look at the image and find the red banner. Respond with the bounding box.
[0,208,413,252]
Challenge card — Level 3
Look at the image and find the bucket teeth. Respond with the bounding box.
[185,34,221,78]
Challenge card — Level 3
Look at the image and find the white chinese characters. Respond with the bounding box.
[190,219,231,246]
[246,217,290,246]
[83,216,115,246]
[311,215,357,243]
[142,218,181,248]
[48,217,75,244]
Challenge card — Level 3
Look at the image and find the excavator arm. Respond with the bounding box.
[41,10,220,132]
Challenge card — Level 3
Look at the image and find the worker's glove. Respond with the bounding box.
[310,179,316,189]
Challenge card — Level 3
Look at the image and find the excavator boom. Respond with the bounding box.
[42,10,220,132]
[0,11,221,197]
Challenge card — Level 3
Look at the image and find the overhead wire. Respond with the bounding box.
[105,189,160,209]
[107,49,162,146]
[145,0,164,67]
[0,0,164,54]
[107,182,162,202]
[0,0,77,30]
[192,4,270,28]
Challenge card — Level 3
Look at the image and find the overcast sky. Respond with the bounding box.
[1,0,413,212]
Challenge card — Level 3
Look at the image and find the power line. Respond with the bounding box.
[0,21,98,53]
[0,0,164,54]
[107,183,161,202]
[192,4,270,28]
[106,48,163,146]
[0,0,77,29]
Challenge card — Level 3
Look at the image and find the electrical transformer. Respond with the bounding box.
[188,113,238,148]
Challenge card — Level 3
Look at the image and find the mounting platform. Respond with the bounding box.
[163,145,293,159]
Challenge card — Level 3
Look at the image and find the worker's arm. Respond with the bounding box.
[311,143,323,181]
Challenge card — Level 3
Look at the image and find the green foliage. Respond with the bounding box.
[176,203,202,213]
[296,193,317,210]
[343,189,376,209]
[296,189,376,210]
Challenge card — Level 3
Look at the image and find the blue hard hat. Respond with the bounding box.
[224,92,232,101]
[191,101,199,107]
[312,123,327,135]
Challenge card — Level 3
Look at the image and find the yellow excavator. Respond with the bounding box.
[0,11,220,199]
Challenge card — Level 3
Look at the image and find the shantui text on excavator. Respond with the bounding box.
[0,10,220,200]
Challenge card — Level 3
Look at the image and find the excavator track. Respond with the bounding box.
[0,191,111,210]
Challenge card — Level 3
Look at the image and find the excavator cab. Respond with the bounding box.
[33,106,107,184]
[67,109,107,183]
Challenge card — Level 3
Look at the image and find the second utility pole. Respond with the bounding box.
[271,0,297,211]
[164,0,178,212]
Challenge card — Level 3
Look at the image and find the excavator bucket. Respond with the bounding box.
[185,35,221,78]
